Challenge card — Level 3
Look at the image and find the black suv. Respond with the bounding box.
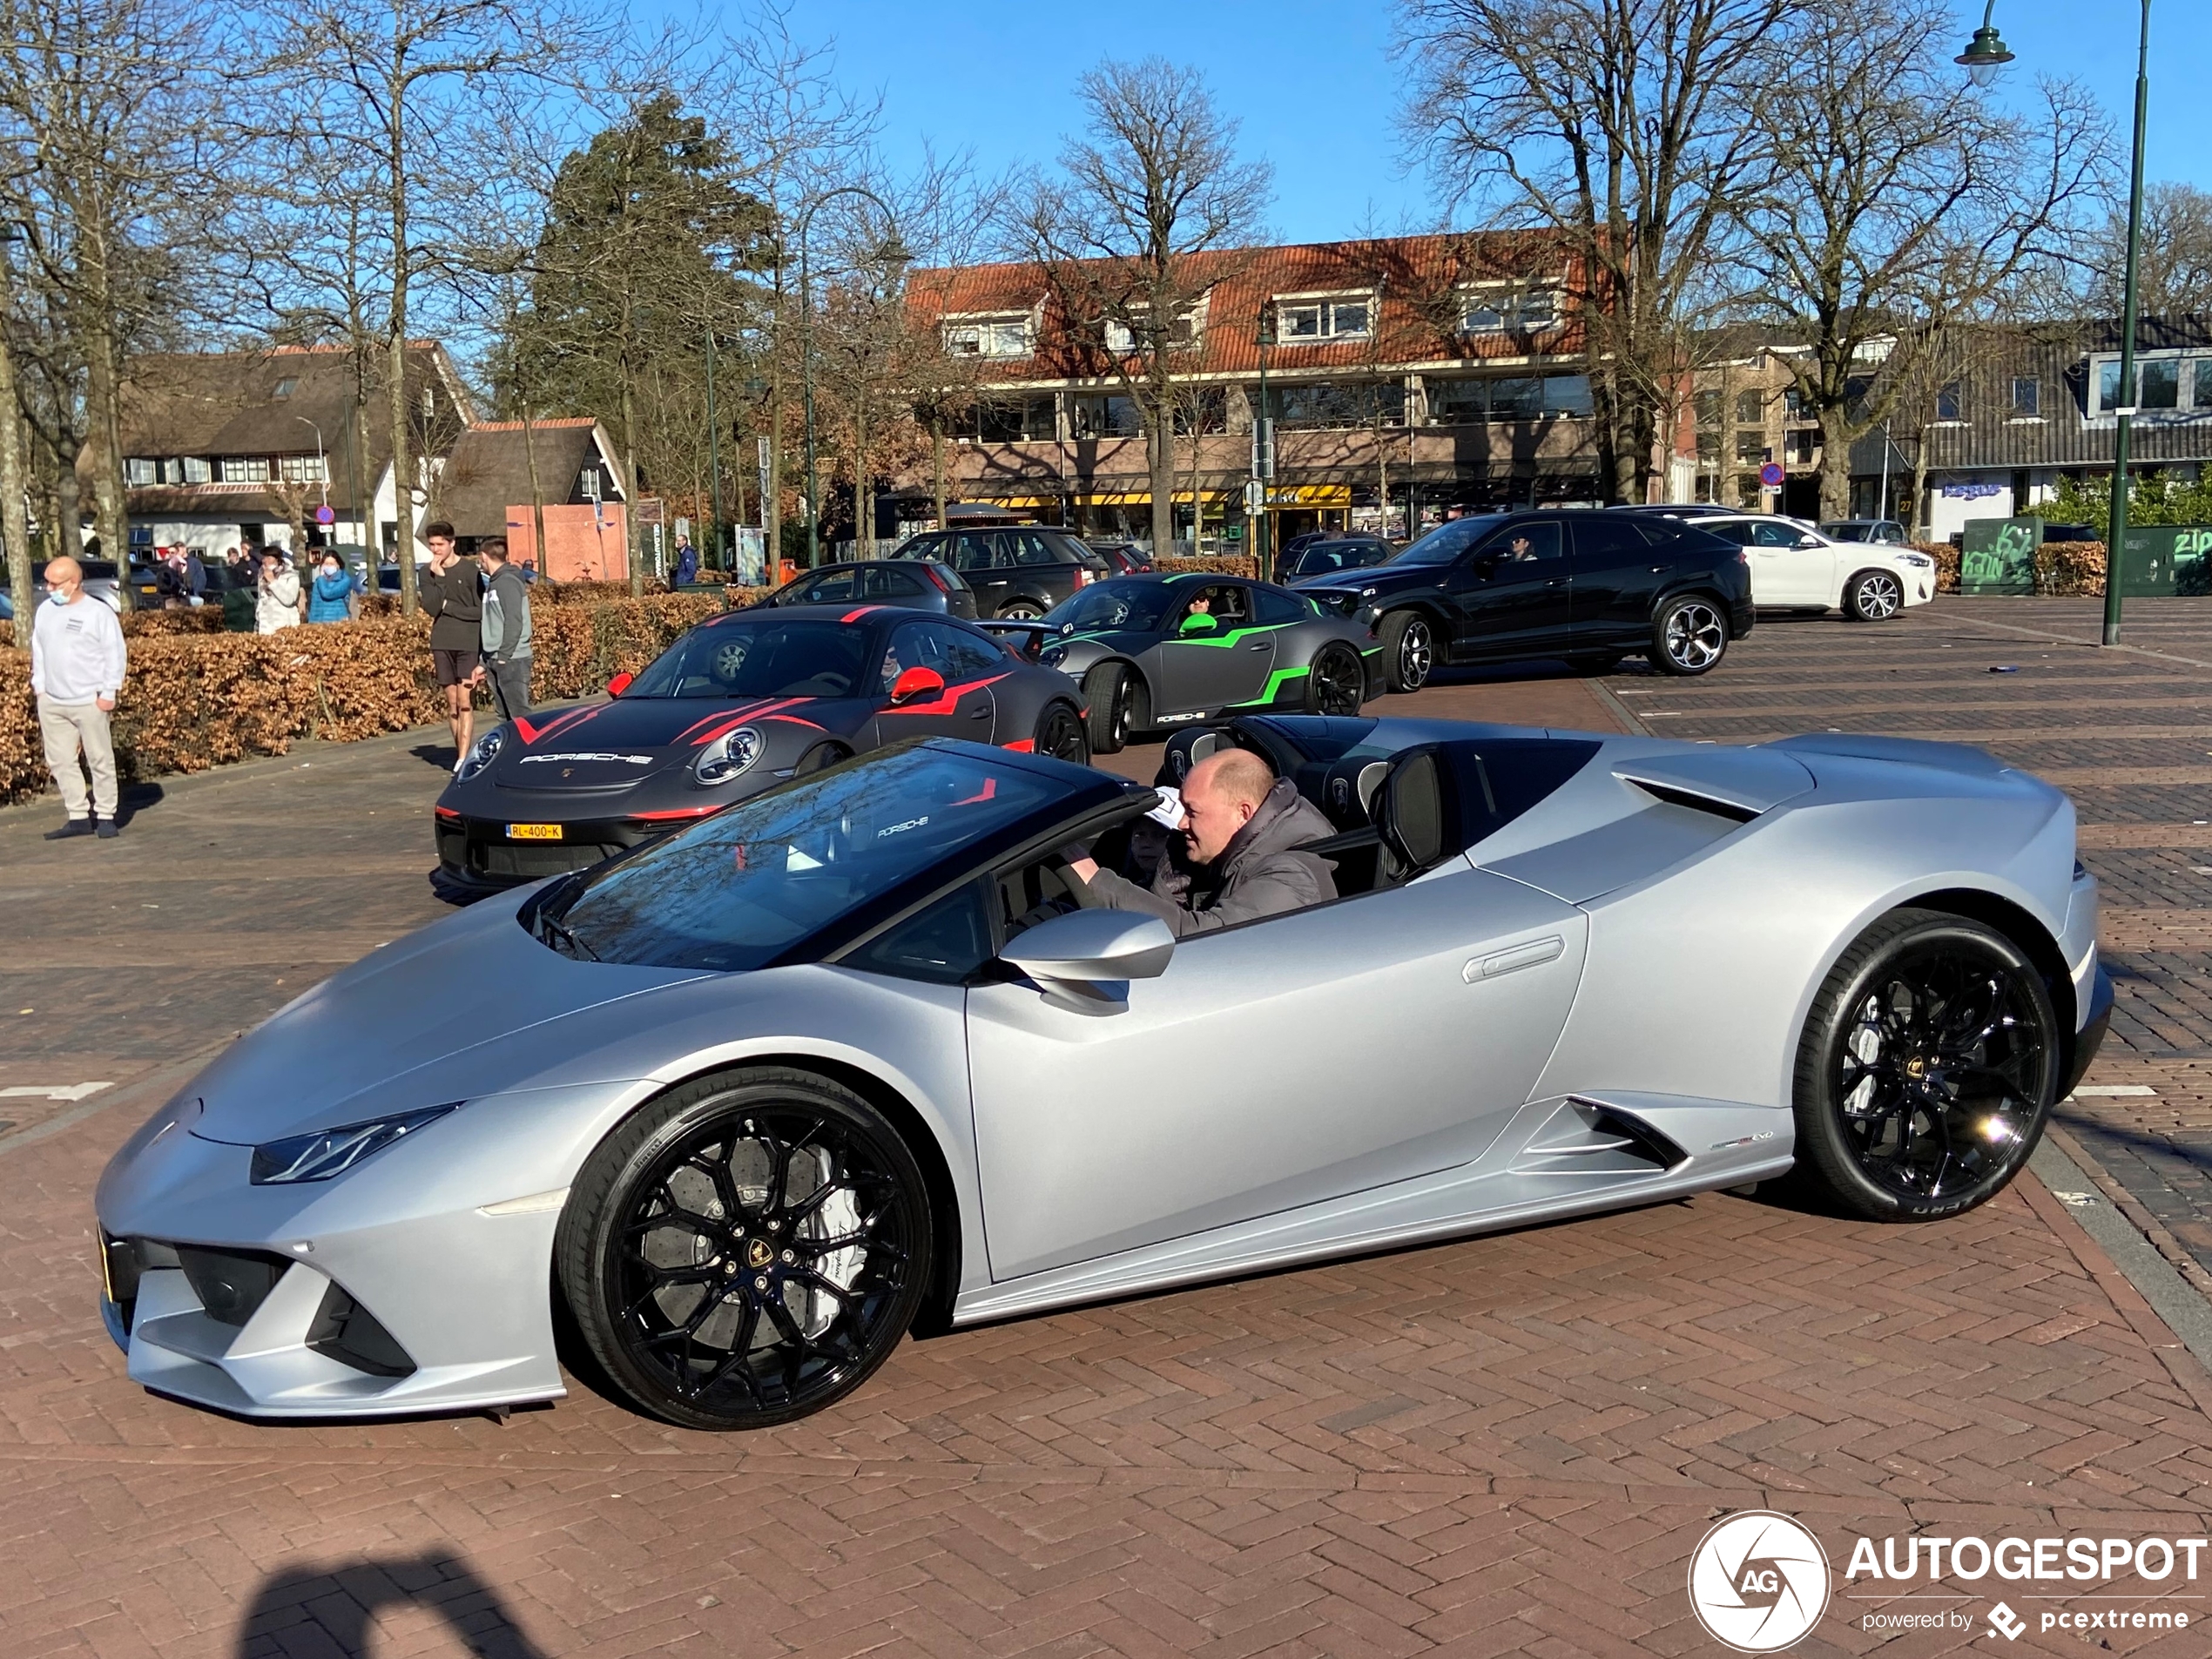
[890,526,1110,619]
[1291,509,1754,688]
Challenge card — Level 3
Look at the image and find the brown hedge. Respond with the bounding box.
[1154,555,1260,579]
[1916,539,2107,596]
[0,592,739,806]
[120,609,226,637]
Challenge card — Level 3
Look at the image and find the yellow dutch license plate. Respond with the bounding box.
[507,823,563,840]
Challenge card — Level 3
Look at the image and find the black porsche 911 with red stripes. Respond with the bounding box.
[431,604,1088,894]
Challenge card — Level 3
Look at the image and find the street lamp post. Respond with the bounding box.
[794,185,911,570]
[1960,2,2148,647]
[293,416,329,516]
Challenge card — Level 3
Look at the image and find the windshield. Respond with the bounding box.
[1288,541,1386,577]
[1386,516,1504,567]
[1043,578,1177,635]
[549,745,1068,970]
[1822,523,1870,542]
[624,618,874,700]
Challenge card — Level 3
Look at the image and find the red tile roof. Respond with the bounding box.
[906,232,1588,380]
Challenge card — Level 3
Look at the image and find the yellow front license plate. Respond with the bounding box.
[507,823,563,840]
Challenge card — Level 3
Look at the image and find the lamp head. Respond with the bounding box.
[1955,24,2014,87]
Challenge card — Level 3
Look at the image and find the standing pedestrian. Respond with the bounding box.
[183,547,207,606]
[474,536,533,720]
[673,531,698,588]
[418,521,482,771]
[29,555,126,840]
[255,550,301,634]
[306,550,361,622]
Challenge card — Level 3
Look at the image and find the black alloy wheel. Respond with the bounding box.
[1651,594,1727,676]
[1034,700,1090,765]
[1791,910,2057,1222]
[1846,569,1904,622]
[1379,611,1433,693]
[1305,643,1366,716]
[1082,663,1134,754]
[559,1068,932,1429]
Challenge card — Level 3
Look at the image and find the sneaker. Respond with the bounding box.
[95,819,118,840]
[44,818,93,840]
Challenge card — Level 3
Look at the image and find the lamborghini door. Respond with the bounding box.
[965,864,1588,1280]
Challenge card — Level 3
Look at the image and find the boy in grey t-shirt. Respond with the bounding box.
[475,536,533,720]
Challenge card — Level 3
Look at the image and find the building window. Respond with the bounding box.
[278,454,327,483]
[1458,284,1559,334]
[2011,377,2040,417]
[1268,380,1405,430]
[1695,431,1720,462]
[1784,387,1808,421]
[956,394,1056,442]
[1935,381,1963,422]
[2141,358,2180,410]
[1790,429,1818,465]
[125,458,156,486]
[1736,430,1767,463]
[1273,296,1372,342]
[1734,389,1764,425]
[183,456,211,484]
[1170,387,1229,435]
[2195,361,2212,411]
[1423,374,1587,424]
[1694,390,1722,428]
[219,456,270,483]
[944,315,1030,359]
[273,376,299,399]
[1072,394,1143,438]
[1737,473,1763,508]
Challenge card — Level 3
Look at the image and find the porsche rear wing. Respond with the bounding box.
[976,618,1054,658]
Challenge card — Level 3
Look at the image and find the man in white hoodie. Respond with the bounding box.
[30,555,128,840]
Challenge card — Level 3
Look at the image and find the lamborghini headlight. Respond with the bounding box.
[456,727,502,782]
[693,725,763,785]
[250,1105,457,1185]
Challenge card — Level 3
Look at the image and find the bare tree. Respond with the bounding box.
[1399,0,1788,504]
[1015,58,1271,555]
[1731,0,2110,520]
[2089,183,2212,320]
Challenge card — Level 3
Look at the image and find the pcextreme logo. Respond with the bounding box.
[1686,1511,1831,1652]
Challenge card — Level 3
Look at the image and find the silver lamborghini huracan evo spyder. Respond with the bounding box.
[97,717,2110,1429]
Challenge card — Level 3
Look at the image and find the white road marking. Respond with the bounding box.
[2070,1085,2157,1097]
[0,1082,113,1103]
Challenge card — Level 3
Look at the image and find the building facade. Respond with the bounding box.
[900,234,1605,550]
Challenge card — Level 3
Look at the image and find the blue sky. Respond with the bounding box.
[795,0,2210,246]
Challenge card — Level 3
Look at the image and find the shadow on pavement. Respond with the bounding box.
[236,1548,544,1658]
[112,781,163,827]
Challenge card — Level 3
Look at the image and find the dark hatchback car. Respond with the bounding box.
[752,558,975,618]
[1278,536,1395,581]
[1291,509,1754,688]
[890,526,1110,619]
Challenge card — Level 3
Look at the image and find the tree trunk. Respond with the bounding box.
[617,368,643,595]
[1909,427,1932,541]
[930,411,947,530]
[1817,409,1853,522]
[1184,395,1200,552]
[0,322,33,645]
[1148,415,1174,556]
[853,394,869,559]
[521,396,547,572]
[84,323,130,604]
[387,59,417,618]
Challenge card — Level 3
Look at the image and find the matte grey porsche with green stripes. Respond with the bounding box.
[1035,573,1381,754]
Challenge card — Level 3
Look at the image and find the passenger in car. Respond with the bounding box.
[1067,749,1338,935]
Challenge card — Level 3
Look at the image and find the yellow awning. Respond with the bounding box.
[1264,484,1353,507]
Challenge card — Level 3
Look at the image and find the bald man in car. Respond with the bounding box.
[1067,747,1338,935]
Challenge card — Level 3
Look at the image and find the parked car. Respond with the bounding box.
[1659,512,1935,621]
[752,559,975,618]
[889,526,1110,619]
[1278,536,1395,581]
[1292,509,1756,685]
[1082,539,1154,577]
[30,556,126,611]
[1035,571,1379,752]
[1820,520,1910,545]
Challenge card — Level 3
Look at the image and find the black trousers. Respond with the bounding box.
[487,655,533,721]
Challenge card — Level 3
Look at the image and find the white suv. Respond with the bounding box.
[1693,515,1934,620]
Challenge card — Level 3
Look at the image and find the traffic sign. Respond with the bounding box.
[1758,462,1785,489]
[313,504,336,526]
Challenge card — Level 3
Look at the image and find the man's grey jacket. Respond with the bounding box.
[1082,778,1339,936]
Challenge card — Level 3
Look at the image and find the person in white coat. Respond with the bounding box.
[30,555,128,839]
[255,550,303,634]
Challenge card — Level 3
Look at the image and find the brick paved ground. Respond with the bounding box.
[1,620,2209,1656]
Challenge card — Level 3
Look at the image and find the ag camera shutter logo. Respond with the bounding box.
[1687,1511,1831,1652]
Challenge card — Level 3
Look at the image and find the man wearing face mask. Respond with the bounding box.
[30,556,127,840]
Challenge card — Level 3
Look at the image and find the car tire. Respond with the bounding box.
[1845,569,1905,622]
[556,1065,934,1430]
[1378,610,1433,693]
[1033,700,1090,765]
[1082,663,1140,754]
[998,599,1047,621]
[794,742,850,774]
[1304,643,1366,715]
[1650,594,1728,676]
[1791,908,2058,1224]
